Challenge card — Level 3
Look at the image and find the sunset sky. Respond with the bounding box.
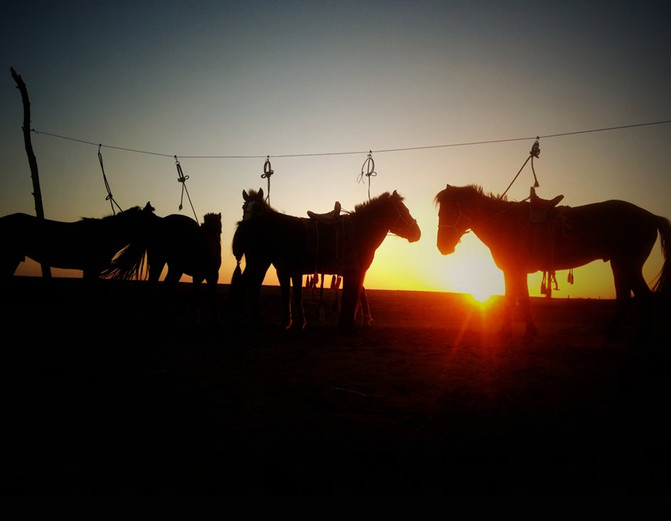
[3,0,670,299]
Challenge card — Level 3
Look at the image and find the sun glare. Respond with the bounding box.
[435,236,505,301]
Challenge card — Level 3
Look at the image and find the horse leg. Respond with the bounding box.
[206,273,219,325]
[357,287,373,326]
[246,260,271,327]
[1,254,23,280]
[277,270,293,329]
[519,276,537,337]
[632,269,654,344]
[608,262,632,340]
[291,274,307,330]
[339,272,363,332]
[611,260,654,342]
[501,270,536,337]
[500,271,516,337]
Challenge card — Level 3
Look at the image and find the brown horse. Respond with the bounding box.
[104,211,222,321]
[0,203,156,280]
[237,188,374,325]
[435,184,671,339]
[231,191,421,331]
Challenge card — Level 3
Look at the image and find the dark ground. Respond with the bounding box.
[1,276,671,497]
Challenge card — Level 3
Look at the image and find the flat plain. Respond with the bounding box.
[1,276,670,496]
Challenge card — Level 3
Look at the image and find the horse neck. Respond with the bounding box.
[467,193,521,241]
[349,204,393,247]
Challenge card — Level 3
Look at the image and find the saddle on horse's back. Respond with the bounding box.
[307,201,342,224]
[529,187,564,223]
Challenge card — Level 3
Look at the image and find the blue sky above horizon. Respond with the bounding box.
[3,0,671,298]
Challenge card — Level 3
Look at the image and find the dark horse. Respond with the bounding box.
[232,191,421,330]
[103,210,222,321]
[0,203,156,280]
[435,184,671,339]
[238,188,374,325]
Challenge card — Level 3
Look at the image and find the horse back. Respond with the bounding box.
[0,213,110,270]
[542,200,660,267]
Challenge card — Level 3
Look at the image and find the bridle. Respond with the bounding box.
[438,201,472,237]
[387,199,418,237]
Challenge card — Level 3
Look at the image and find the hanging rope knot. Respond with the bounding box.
[97,143,123,214]
[530,137,540,187]
[262,156,274,180]
[530,137,541,159]
[500,137,542,199]
[175,156,189,183]
[358,151,377,181]
[358,151,377,200]
[261,156,274,203]
[174,155,197,219]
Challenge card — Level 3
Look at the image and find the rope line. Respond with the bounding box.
[31,119,671,161]
[97,144,123,214]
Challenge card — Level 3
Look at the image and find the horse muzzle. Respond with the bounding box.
[437,233,457,255]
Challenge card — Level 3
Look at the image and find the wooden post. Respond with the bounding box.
[10,67,51,278]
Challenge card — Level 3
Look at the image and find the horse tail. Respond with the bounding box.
[231,224,246,286]
[102,241,148,280]
[652,215,671,295]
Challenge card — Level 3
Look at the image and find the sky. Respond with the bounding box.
[2,0,671,299]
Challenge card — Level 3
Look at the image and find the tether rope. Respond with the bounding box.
[30,119,671,161]
[261,156,274,203]
[500,137,541,200]
[97,144,123,214]
[357,151,377,200]
[174,156,198,220]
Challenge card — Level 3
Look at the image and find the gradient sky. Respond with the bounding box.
[3,0,670,298]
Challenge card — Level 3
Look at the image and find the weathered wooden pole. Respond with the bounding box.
[10,67,51,278]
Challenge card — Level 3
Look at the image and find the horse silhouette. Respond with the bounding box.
[238,188,374,325]
[0,203,156,280]
[435,184,671,339]
[103,210,222,321]
[231,190,421,331]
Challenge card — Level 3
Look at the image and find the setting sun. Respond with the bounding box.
[434,234,504,300]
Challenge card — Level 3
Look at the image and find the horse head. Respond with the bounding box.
[202,212,222,237]
[242,188,271,221]
[435,184,476,255]
[385,191,421,242]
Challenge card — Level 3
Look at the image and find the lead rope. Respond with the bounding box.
[262,156,274,204]
[98,145,123,214]
[358,151,377,201]
[500,137,541,200]
[174,155,198,221]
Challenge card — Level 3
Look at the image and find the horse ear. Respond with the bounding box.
[259,188,264,199]
[392,190,398,197]
[243,190,249,201]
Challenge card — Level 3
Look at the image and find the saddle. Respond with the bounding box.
[307,201,342,224]
[529,187,564,223]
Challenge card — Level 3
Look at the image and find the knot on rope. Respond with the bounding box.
[261,156,274,203]
[530,137,541,159]
[174,155,197,219]
[97,144,123,214]
[500,137,542,199]
[358,151,377,200]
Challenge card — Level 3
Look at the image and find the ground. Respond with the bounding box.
[1,276,670,496]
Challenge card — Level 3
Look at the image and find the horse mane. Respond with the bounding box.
[79,205,144,223]
[434,184,507,206]
[353,191,403,214]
